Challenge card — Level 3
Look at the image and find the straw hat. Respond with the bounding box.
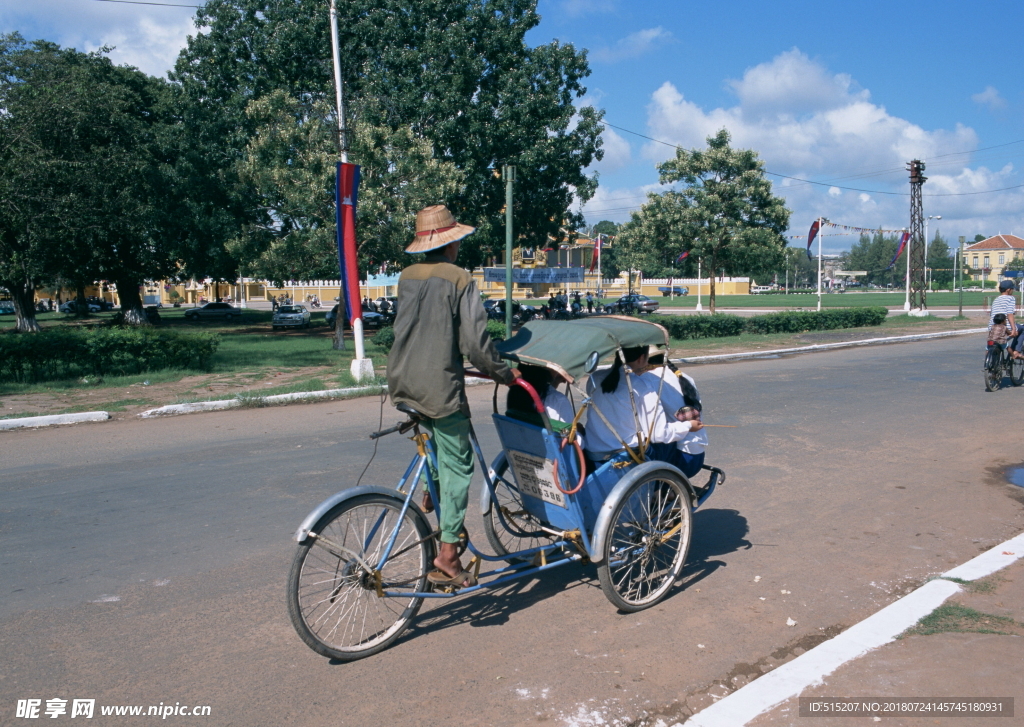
[405,204,475,254]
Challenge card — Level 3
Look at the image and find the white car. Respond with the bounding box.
[272,304,311,330]
[59,300,102,313]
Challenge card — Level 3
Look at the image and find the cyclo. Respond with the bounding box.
[287,317,725,660]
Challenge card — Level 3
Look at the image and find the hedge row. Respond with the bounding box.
[0,327,220,383]
[743,307,888,334]
[648,306,888,340]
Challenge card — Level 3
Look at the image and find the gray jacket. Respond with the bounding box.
[386,255,514,419]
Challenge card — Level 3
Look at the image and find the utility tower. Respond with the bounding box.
[908,159,927,310]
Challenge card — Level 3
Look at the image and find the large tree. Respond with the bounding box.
[0,34,200,327]
[617,129,790,312]
[172,0,604,274]
[926,231,953,288]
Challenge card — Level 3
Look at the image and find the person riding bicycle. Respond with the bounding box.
[387,204,520,588]
[991,280,1024,360]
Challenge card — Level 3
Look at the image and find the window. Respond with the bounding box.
[984,256,990,268]
[999,254,1005,264]
[973,256,979,268]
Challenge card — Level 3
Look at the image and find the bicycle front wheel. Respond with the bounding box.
[482,453,553,562]
[287,494,434,661]
[984,354,1003,392]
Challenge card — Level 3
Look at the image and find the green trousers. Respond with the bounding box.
[423,411,474,544]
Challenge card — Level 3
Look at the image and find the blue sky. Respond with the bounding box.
[4,0,1023,252]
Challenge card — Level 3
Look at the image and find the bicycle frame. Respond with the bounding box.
[374,419,590,600]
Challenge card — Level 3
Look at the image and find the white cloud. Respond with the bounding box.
[580,183,661,224]
[971,85,1007,111]
[591,27,672,63]
[595,126,631,172]
[628,49,1024,246]
[1,0,195,78]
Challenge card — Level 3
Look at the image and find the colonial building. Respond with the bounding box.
[963,234,1024,282]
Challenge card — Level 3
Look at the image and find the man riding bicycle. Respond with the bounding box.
[991,280,1024,360]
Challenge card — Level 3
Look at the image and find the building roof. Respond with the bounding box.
[965,234,1024,251]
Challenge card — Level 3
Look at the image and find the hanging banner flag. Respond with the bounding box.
[676,250,690,263]
[589,235,602,272]
[886,231,911,270]
[806,220,820,260]
[336,162,362,326]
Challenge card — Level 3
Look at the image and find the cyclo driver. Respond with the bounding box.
[387,205,519,589]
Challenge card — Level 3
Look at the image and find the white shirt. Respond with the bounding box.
[990,293,1017,326]
[544,387,583,448]
[641,367,709,454]
[584,367,694,455]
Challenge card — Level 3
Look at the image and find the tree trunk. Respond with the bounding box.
[8,279,41,332]
[116,278,149,325]
[333,313,347,350]
[709,253,718,314]
[76,281,89,318]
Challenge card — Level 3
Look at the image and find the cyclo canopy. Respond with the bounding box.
[495,316,670,382]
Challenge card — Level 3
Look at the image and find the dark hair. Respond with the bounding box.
[999,280,1015,292]
[600,346,648,394]
[507,364,551,413]
[994,313,1007,324]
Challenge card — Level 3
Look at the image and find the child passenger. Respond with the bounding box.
[990,313,1010,348]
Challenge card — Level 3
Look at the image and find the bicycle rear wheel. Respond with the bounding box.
[1010,354,1024,387]
[984,350,1003,391]
[287,494,434,661]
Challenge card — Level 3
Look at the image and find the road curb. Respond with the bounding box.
[138,384,388,418]
[0,411,111,431]
[685,531,1024,727]
[673,328,986,365]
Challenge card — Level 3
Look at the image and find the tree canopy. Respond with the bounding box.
[614,129,790,312]
[173,0,604,274]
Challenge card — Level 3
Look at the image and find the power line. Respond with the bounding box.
[602,121,1024,198]
[92,0,202,7]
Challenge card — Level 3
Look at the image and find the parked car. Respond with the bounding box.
[657,286,689,297]
[0,301,14,315]
[59,300,102,314]
[372,296,398,314]
[184,302,239,321]
[614,294,660,314]
[86,296,115,311]
[272,304,311,330]
[326,304,386,330]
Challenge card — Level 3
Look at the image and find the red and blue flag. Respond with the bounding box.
[806,220,820,260]
[336,162,361,326]
[886,231,911,269]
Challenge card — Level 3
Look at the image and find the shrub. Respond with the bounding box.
[372,326,395,351]
[486,319,507,342]
[648,314,746,340]
[0,327,220,383]
[743,307,888,335]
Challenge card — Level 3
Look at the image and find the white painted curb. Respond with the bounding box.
[675,328,986,365]
[0,411,110,431]
[139,384,387,418]
[685,532,1024,727]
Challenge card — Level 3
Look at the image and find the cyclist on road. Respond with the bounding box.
[991,280,1024,360]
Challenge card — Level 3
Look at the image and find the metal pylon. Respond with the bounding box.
[908,159,927,310]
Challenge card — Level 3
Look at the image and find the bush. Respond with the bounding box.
[648,314,746,340]
[0,327,220,383]
[743,307,888,335]
[372,326,395,351]
[486,319,507,342]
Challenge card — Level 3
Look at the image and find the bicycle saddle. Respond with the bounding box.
[395,402,425,421]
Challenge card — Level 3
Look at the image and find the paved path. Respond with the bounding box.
[2,335,1022,726]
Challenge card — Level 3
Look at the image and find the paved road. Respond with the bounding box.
[2,335,1023,726]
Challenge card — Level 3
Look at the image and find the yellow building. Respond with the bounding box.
[964,234,1024,282]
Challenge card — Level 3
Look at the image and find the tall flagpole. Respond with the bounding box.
[331,0,370,377]
[816,216,823,312]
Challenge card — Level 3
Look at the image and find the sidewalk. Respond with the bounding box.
[687,535,1024,727]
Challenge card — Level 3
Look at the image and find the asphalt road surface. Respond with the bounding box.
[3,335,1023,726]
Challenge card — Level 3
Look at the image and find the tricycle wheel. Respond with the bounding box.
[597,469,692,612]
[482,453,553,562]
[287,493,434,661]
